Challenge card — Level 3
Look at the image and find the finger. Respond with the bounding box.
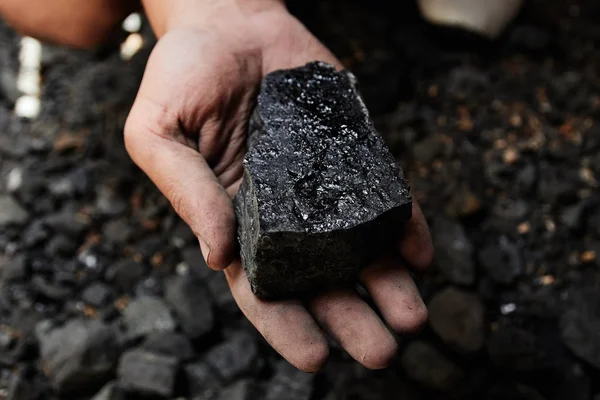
[125,101,236,270]
[309,289,397,370]
[224,260,329,372]
[400,201,434,271]
[360,259,428,335]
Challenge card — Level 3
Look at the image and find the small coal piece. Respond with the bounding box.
[234,61,412,299]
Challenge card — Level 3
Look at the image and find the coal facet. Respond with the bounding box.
[234,62,412,299]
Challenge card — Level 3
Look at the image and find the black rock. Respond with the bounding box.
[31,275,71,301]
[122,296,176,341]
[38,318,120,392]
[488,321,561,371]
[43,206,89,237]
[234,62,412,299]
[432,217,475,285]
[400,341,463,391]
[509,25,551,52]
[203,332,258,382]
[164,275,214,339]
[22,220,50,248]
[142,332,195,362]
[478,236,523,284]
[82,282,114,307]
[172,222,196,249]
[118,348,178,398]
[486,383,547,400]
[181,246,207,273]
[44,235,78,256]
[201,270,238,314]
[428,287,485,354]
[105,259,146,292]
[560,288,600,369]
[264,360,314,400]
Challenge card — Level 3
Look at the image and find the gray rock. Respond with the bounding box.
[164,275,214,338]
[82,282,114,307]
[1,254,26,282]
[38,319,120,392]
[142,332,195,362]
[234,62,412,299]
[561,288,600,369]
[264,360,313,400]
[91,382,123,400]
[401,341,463,391]
[204,332,258,382]
[185,361,222,397]
[432,218,475,285]
[428,287,485,353]
[198,269,238,314]
[102,219,133,244]
[118,348,178,398]
[0,195,28,226]
[95,186,128,217]
[122,296,176,340]
[217,380,257,400]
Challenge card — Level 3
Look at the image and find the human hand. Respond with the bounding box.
[125,0,433,372]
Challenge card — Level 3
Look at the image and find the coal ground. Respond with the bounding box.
[1,0,600,399]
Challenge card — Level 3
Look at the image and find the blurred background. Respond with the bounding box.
[0,0,599,399]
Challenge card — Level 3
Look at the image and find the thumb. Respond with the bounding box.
[125,97,237,270]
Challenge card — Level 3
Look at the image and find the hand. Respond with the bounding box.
[125,0,434,372]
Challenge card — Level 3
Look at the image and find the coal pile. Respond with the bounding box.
[1,0,600,399]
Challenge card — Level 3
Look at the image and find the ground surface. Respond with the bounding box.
[0,0,600,399]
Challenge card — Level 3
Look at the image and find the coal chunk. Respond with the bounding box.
[122,296,176,341]
[142,332,195,362]
[203,332,259,382]
[432,217,475,285]
[38,319,120,392]
[428,287,485,353]
[164,275,214,339]
[264,360,314,400]
[234,61,412,298]
[561,288,600,369]
[400,341,464,391]
[118,348,178,398]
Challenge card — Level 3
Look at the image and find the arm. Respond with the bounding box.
[0,0,138,48]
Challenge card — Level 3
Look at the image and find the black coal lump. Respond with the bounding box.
[234,61,412,299]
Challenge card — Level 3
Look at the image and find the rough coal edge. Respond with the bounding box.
[234,61,413,299]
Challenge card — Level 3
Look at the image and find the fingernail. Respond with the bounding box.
[198,237,212,268]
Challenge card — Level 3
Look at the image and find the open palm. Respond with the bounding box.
[125,8,433,372]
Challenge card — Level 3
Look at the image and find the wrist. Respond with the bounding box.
[142,0,286,37]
